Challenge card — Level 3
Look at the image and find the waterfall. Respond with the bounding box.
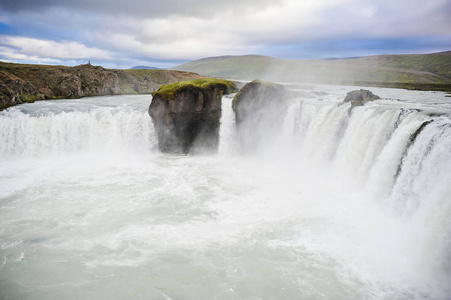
[389,118,451,213]
[290,97,450,217]
[295,100,349,166]
[364,110,429,201]
[292,97,451,297]
[0,99,155,157]
[1,94,449,216]
[218,94,237,155]
[0,90,450,299]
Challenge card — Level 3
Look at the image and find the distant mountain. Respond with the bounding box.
[321,57,362,60]
[131,66,160,70]
[171,51,451,88]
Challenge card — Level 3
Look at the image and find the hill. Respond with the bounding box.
[0,62,202,110]
[171,52,451,91]
[130,66,160,70]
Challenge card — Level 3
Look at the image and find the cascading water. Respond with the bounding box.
[0,89,450,299]
[0,96,155,157]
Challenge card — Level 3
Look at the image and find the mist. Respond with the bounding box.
[254,56,385,86]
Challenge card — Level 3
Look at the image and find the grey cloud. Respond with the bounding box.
[1,0,450,66]
[0,0,278,18]
[307,0,451,41]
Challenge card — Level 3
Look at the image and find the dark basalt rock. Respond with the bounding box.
[232,79,288,152]
[148,78,237,154]
[343,89,381,112]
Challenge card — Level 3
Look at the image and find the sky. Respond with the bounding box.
[0,0,450,69]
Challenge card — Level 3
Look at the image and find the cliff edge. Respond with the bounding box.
[0,62,203,110]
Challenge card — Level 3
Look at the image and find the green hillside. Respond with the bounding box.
[171,51,451,91]
[356,51,451,80]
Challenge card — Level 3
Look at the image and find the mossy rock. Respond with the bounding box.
[149,78,237,154]
[152,78,238,101]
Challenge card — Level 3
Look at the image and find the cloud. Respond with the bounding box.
[0,0,278,18]
[0,0,450,66]
[315,0,451,39]
[0,35,112,60]
[0,46,63,64]
[80,0,347,59]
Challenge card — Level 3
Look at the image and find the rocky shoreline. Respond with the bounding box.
[0,62,203,110]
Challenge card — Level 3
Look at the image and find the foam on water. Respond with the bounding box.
[0,91,450,299]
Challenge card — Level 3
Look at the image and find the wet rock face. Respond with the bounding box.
[343,89,380,111]
[148,79,237,154]
[232,79,288,152]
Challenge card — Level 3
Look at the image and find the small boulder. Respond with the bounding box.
[343,89,380,112]
[149,78,237,154]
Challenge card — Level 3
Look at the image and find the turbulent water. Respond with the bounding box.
[0,87,450,299]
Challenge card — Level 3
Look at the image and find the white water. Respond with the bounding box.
[0,89,450,299]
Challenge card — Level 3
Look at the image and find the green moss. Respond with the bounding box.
[18,94,27,102]
[18,93,44,103]
[152,78,237,100]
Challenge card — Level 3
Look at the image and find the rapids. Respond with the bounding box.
[0,86,450,299]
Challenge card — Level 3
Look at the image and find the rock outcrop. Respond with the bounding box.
[0,71,43,108]
[149,78,238,154]
[343,89,381,112]
[232,79,288,152]
[0,64,122,108]
[0,61,203,110]
[52,64,122,98]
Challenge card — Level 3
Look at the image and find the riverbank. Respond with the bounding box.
[0,61,203,110]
